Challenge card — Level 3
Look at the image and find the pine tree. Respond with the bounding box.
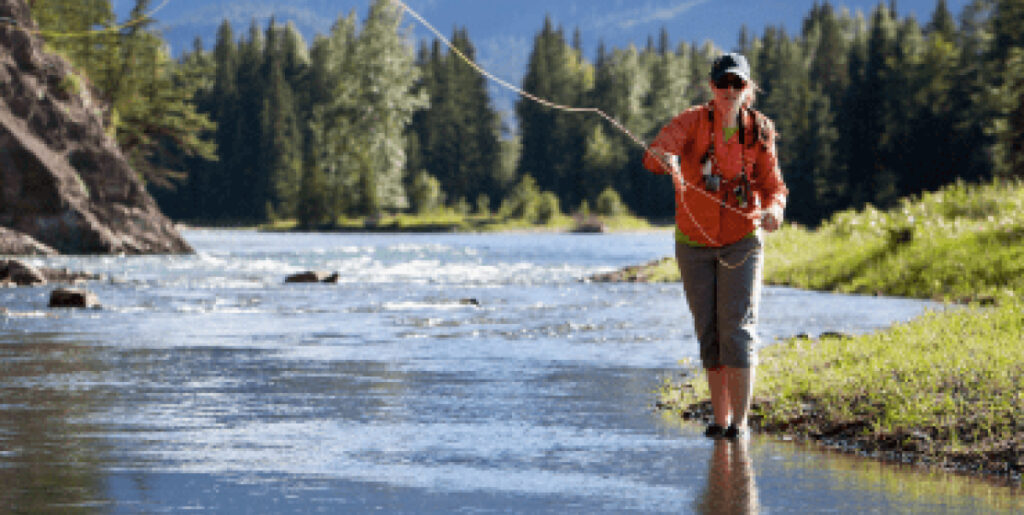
[207,20,239,219]
[232,21,266,220]
[988,0,1024,178]
[517,17,590,210]
[415,28,502,207]
[260,19,305,219]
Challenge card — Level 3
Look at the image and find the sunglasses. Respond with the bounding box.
[714,74,747,90]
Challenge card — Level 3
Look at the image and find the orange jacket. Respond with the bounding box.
[643,102,788,247]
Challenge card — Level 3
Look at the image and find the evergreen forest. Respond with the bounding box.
[30,0,1024,227]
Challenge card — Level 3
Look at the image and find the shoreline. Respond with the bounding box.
[648,180,1024,484]
[175,213,669,235]
[612,254,1023,482]
[655,300,1023,483]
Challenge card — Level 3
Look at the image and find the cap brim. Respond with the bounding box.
[713,67,750,82]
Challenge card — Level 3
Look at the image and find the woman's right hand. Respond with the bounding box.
[760,204,784,232]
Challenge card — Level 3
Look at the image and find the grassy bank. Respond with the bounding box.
[656,180,1024,480]
[259,211,654,233]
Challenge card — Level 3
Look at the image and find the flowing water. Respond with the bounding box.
[1,230,1020,513]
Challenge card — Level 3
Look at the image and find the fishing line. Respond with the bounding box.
[390,0,765,261]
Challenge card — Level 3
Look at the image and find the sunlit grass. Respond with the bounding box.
[765,179,1024,302]
[660,298,1024,477]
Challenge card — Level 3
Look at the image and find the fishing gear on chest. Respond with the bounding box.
[700,104,762,212]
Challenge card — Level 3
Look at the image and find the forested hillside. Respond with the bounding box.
[30,0,1024,227]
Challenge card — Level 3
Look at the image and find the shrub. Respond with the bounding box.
[475,193,491,216]
[408,170,444,214]
[595,187,627,216]
[536,191,561,224]
[499,175,542,221]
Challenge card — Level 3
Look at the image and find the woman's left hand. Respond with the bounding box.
[760,204,784,232]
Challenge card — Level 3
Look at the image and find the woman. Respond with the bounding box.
[643,53,787,440]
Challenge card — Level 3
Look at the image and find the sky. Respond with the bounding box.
[110,0,973,115]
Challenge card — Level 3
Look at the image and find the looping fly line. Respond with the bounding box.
[389,0,763,251]
[0,0,172,38]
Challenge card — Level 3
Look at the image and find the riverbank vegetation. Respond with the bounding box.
[657,179,1024,480]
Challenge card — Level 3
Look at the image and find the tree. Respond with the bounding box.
[260,20,305,219]
[33,0,217,189]
[408,29,501,209]
[991,48,1024,178]
[350,0,426,213]
[517,17,592,210]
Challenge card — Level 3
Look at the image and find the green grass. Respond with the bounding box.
[656,179,1024,480]
[765,179,1024,303]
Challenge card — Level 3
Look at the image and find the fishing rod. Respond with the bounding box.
[389,0,764,259]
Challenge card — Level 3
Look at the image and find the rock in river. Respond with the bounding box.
[285,271,340,284]
[48,287,99,308]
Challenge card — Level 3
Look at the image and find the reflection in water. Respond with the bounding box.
[696,439,759,514]
[0,334,110,511]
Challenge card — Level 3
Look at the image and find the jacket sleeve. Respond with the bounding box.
[755,117,788,211]
[643,108,700,174]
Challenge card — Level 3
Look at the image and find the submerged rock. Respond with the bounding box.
[48,287,99,308]
[0,0,191,255]
[285,271,339,284]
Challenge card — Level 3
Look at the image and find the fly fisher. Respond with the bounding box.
[643,53,788,440]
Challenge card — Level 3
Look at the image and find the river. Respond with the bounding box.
[1,230,1021,513]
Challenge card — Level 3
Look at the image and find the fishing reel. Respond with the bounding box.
[700,157,721,192]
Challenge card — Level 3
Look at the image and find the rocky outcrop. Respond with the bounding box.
[0,0,192,255]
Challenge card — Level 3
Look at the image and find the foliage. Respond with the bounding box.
[408,30,504,212]
[498,174,542,222]
[536,191,561,224]
[408,170,444,214]
[31,0,217,188]
[594,187,628,216]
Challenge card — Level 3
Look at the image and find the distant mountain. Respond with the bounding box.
[112,0,967,116]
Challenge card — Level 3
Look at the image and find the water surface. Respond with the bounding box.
[1,230,1020,513]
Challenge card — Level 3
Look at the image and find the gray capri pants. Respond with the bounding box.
[674,233,763,369]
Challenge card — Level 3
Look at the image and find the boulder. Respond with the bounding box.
[285,271,340,284]
[48,287,99,308]
[0,258,45,285]
[0,0,192,255]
